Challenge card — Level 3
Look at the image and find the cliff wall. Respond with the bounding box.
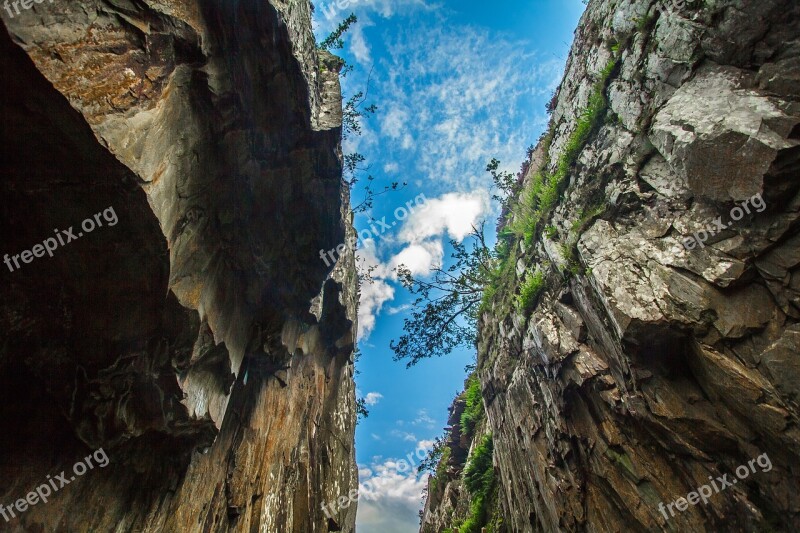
[0,1,357,531]
[424,0,800,531]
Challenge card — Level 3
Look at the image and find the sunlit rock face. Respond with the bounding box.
[432,0,800,531]
[0,1,358,531]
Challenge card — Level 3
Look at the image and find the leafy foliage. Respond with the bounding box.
[418,434,449,475]
[454,434,496,533]
[356,397,369,419]
[486,158,518,212]
[460,374,484,437]
[391,224,497,367]
[322,18,406,215]
[464,434,494,495]
[342,89,377,140]
[502,57,616,248]
[318,13,358,51]
[427,444,451,497]
[516,268,545,312]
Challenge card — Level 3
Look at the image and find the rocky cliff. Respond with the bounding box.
[0,1,358,531]
[423,0,800,531]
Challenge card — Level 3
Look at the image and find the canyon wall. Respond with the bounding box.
[0,1,358,531]
[424,0,800,531]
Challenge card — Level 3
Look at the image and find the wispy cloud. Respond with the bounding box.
[371,22,560,192]
[411,409,436,428]
[346,18,560,341]
[390,429,418,442]
[313,0,438,35]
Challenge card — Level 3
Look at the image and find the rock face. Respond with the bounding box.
[424,0,800,531]
[0,1,357,531]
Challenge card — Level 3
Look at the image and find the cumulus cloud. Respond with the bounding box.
[364,392,384,406]
[358,278,394,339]
[386,240,444,277]
[416,439,436,451]
[355,190,488,340]
[398,191,491,243]
[357,453,430,533]
[344,11,562,342]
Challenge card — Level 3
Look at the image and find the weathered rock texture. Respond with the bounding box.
[419,397,493,533]
[427,0,800,531]
[0,0,357,531]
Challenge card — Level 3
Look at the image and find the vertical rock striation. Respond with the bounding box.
[0,0,358,531]
[424,0,800,531]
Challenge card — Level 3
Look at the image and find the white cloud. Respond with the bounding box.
[411,409,436,428]
[349,20,373,65]
[390,430,417,442]
[416,439,435,451]
[387,240,443,278]
[380,106,410,139]
[364,392,384,406]
[358,278,394,339]
[313,0,437,35]
[367,23,561,192]
[354,190,488,340]
[345,15,564,342]
[398,191,490,243]
[386,303,411,315]
[358,456,429,533]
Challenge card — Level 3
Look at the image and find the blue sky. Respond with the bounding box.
[313,1,586,530]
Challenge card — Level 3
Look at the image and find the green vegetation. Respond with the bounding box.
[480,56,617,313]
[355,397,369,419]
[460,374,484,437]
[390,225,497,367]
[428,444,451,497]
[317,13,358,51]
[391,52,618,367]
[453,434,496,533]
[570,203,605,234]
[516,268,545,313]
[505,57,616,249]
[418,434,448,475]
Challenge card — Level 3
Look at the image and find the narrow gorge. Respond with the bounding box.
[1,0,798,532]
